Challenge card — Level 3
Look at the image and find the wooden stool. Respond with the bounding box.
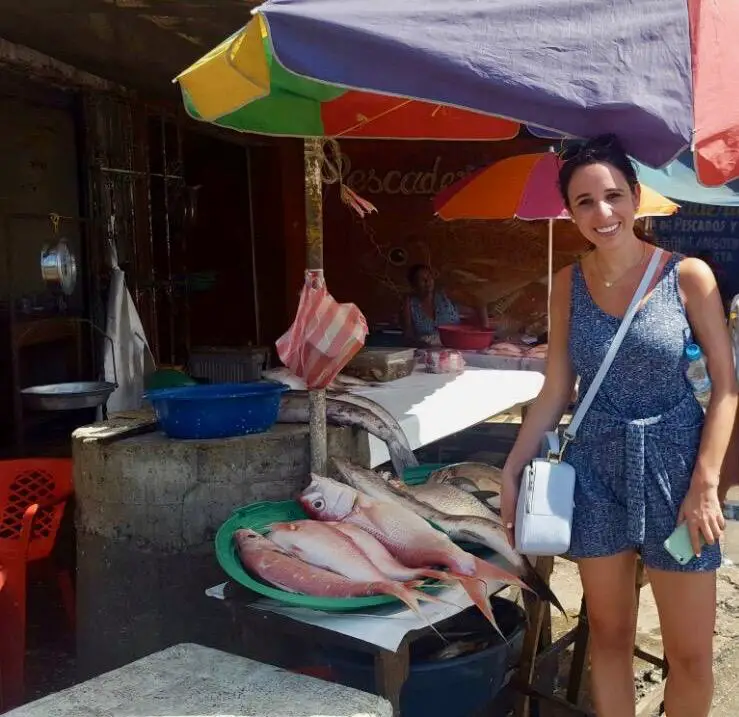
[512,556,668,717]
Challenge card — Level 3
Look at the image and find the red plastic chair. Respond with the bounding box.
[0,459,74,711]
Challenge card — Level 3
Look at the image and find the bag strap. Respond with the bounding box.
[561,247,664,448]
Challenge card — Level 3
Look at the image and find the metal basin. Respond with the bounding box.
[21,381,117,411]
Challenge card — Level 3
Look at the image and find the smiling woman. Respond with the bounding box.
[500,134,738,717]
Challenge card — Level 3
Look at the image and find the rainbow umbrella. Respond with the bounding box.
[175,11,525,477]
[433,150,680,329]
[176,16,518,141]
[179,0,739,187]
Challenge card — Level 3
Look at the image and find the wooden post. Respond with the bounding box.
[304,137,327,475]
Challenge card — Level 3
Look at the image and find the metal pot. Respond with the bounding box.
[21,381,117,411]
[40,238,78,295]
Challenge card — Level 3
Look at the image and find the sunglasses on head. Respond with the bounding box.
[557,134,618,162]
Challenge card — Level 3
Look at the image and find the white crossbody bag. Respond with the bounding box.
[515,248,664,556]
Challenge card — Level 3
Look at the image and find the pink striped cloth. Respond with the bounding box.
[276,271,368,389]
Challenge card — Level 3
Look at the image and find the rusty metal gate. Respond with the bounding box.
[82,92,191,366]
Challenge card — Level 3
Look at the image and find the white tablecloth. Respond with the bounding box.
[461,351,547,373]
[348,368,544,468]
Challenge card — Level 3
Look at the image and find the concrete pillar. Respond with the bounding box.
[72,421,369,679]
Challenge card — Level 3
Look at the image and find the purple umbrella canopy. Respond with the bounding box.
[256,0,699,170]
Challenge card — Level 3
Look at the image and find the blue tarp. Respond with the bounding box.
[259,0,694,169]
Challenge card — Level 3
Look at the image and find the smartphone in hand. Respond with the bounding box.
[663,522,706,566]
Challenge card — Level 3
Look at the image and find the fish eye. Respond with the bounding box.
[313,499,325,510]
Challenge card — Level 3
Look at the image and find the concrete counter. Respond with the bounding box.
[6,643,392,717]
[72,416,369,678]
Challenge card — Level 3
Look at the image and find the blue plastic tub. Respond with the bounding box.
[143,381,289,440]
[320,596,526,717]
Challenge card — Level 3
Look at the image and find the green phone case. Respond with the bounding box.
[663,522,703,566]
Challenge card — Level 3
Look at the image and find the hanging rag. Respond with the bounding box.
[276,271,368,389]
[103,225,156,413]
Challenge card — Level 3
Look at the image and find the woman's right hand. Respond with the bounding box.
[500,472,520,548]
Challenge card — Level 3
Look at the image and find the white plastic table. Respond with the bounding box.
[349,367,544,468]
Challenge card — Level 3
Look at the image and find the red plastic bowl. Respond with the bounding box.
[438,324,495,351]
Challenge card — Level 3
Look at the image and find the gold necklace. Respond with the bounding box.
[595,243,647,288]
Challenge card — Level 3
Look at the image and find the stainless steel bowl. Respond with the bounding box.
[21,381,117,411]
[40,238,78,295]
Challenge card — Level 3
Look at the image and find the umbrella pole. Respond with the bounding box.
[304,137,328,475]
[547,218,553,335]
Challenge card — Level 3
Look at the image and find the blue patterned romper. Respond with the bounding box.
[567,253,721,571]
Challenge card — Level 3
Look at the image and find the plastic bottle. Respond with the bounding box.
[729,293,739,383]
[685,343,711,410]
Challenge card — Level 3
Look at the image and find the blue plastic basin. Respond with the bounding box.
[143,381,289,440]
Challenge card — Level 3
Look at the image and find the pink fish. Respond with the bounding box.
[328,522,455,585]
[299,474,528,632]
[266,520,439,614]
[234,528,418,600]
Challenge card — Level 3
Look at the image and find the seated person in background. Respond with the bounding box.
[402,263,488,346]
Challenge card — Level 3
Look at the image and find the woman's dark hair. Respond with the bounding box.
[407,263,431,286]
[558,134,639,209]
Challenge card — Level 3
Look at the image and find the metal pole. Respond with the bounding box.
[304,137,327,475]
[246,147,262,345]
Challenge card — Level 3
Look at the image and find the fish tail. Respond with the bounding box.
[404,579,425,589]
[418,568,460,584]
[377,581,447,643]
[389,441,419,477]
[472,556,528,591]
[374,580,446,642]
[378,581,423,614]
[520,557,566,616]
[454,574,504,640]
[410,589,445,605]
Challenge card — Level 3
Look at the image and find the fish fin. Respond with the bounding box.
[471,490,500,502]
[264,521,292,532]
[519,556,566,616]
[453,574,504,640]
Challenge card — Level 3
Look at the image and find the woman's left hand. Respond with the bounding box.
[678,480,726,556]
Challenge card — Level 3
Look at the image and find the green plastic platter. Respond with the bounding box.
[215,462,491,611]
[215,498,443,612]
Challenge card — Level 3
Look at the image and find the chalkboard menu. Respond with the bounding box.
[653,202,739,304]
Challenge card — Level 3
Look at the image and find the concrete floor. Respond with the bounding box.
[536,486,739,716]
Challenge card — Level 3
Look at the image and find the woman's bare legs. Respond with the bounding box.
[648,568,716,717]
[578,552,639,717]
